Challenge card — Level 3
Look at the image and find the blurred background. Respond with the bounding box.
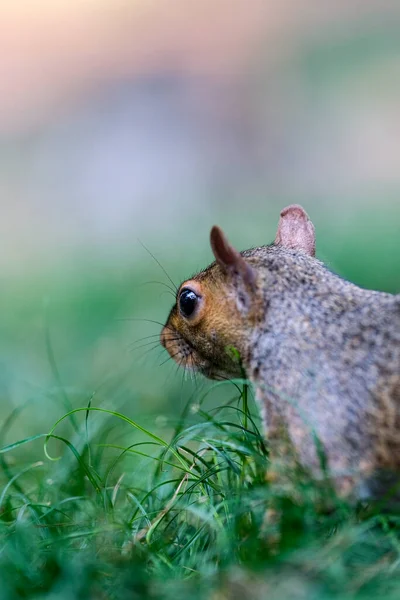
[1,0,400,445]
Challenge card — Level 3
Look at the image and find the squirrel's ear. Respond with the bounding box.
[274,204,316,256]
[210,226,256,289]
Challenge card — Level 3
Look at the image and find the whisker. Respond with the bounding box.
[162,351,183,387]
[177,355,187,387]
[128,336,181,352]
[192,361,201,390]
[182,371,187,385]
[116,318,177,334]
[156,347,168,362]
[191,355,202,389]
[128,340,161,353]
[138,280,177,296]
[138,239,178,293]
[128,331,180,348]
[159,350,182,367]
[128,333,163,345]
[133,343,167,363]
[159,290,177,300]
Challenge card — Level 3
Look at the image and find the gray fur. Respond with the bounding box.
[243,245,400,496]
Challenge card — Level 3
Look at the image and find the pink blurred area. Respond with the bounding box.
[1,0,400,273]
[1,0,394,132]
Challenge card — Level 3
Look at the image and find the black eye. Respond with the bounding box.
[179,288,199,318]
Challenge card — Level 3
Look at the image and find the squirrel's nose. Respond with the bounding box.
[160,326,168,349]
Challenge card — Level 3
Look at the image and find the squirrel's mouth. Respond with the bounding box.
[160,326,230,381]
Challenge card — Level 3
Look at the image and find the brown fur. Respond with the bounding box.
[161,205,400,499]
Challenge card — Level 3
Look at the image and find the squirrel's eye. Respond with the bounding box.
[179,288,199,319]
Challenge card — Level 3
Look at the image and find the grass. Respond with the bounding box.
[0,377,399,600]
[0,233,399,600]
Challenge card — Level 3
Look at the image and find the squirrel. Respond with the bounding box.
[160,205,400,499]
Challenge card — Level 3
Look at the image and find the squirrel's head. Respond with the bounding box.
[160,204,315,380]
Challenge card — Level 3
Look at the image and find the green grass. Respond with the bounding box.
[0,378,399,600]
[0,227,399,600]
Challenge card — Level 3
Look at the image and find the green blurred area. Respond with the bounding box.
[1,193,398,447]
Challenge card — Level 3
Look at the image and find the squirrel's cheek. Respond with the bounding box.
[160,326,170,349]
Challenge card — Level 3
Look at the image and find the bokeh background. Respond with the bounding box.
[1,0,400,445]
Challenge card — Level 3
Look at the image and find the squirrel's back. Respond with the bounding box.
[246,245,400,494]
